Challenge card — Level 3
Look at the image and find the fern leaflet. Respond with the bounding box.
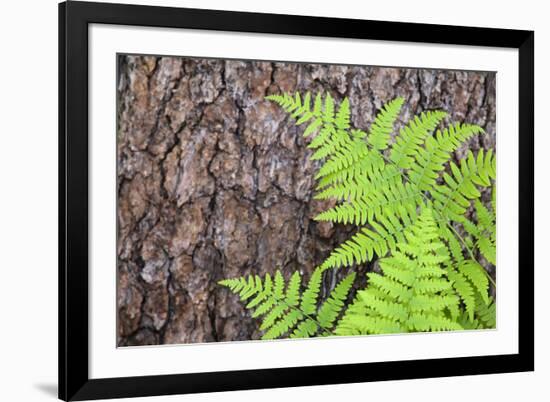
[335,209,462,335]
[219,268,356,340]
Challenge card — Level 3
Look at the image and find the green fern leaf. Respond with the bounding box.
[335,208,463,335]
[285,271,301,307]
[433,149,496,222]
[408,123,485,192]
[447,267,475,321]
[317,272,356,328]
[320,201,421,269]
[315,181,422,226]
[367,98,404,150]
[390,110,448,169]
[476,296,496,328]
[219,267,355,340]
[335,97,351,130]
[300,268,323,315]
[460,260,490,304]
[458,295,496,329]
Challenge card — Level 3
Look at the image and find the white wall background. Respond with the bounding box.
[0,0,545,401]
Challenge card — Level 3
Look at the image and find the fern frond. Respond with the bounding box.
[266,92,363,169]
[438,223,492,320]
[474,199,496,265]
[432,149,496,221]
[335,97,351,130]
[316,148,385,189]
[315,181,422,226]
[389,110,448,169]
[320,203,420,269]
[313,97,401,184]
[315,139,370,177]
[335,208,463,335]
[457,294,496,330]
[335,313,405,335]
[459,260,490,304]
[447,266,475,320]
[317,272,356,329]
[314,164,403,202]
[367,98,404,150]
[299,268,323,315]
[315,98,402,193]
[219,267,355,340]
[310,126,355,161]
[457,197,496,266]
[408,123,485,191]
[475,296,496,328]
[439,225,465,264]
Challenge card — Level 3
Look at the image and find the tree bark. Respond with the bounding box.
[116,55,496,346]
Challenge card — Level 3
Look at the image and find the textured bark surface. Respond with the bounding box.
[116,55,496,346]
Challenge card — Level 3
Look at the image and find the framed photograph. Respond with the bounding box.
[59,1,534,400]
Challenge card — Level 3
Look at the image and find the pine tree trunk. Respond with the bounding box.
[116,55,496,346]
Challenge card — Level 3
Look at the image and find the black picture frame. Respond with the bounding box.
[59,1,534,400]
